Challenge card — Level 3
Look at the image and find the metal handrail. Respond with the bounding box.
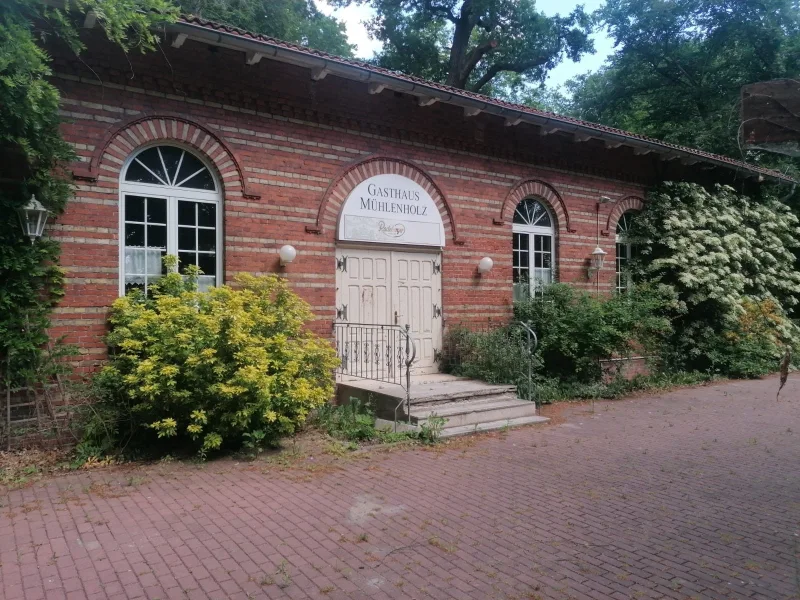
[332,322,417,426]
[511,321,539,412]
[394,326,417,428]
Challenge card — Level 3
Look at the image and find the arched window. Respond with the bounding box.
[120,145,221,294]
[615,211,637,293]
[512,198,555,300]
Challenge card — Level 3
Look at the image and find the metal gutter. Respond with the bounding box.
[168,20,793,185]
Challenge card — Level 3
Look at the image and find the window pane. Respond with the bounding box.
[542,236,551,251]
[147,197,167,224]
[125,196,145,222]
[534,235,542,251]
[178,201,196,226]
[197,203,216,227]
[543,253,552,269]
[197,275,216,292]
[518,249,529,269]
[178,227,196,251]
[513,199,552,227]
[180,170,215,190]
[175,152,212,188]
[158,146,184,185]
[125,223,145,247]
[130,148,167,183]
[125,161,162,185]
[198,228,216,251]
[534,253,542,268]
[125,248,162,275]
[198,253,216,276]
[178,252,196,273]
[124,280,145,294]
[148,225,167,249]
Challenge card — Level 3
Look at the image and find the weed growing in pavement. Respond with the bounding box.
[276,559,292,588]
[419,414,446,444]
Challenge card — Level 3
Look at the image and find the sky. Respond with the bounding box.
[315,0,616,89]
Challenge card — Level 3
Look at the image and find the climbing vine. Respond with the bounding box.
[0,0,176,388]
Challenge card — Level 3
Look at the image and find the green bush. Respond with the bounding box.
[513,283,674,383]
[440,325,534,390]
[315,397,377,442]
[314,397,418,444]
[89,265,339,458]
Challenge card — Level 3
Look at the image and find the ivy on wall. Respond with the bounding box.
[0,0,176,387]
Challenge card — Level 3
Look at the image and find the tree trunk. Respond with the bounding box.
[444,1,475,89]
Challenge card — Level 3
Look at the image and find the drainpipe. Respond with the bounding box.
[779,183,797,203]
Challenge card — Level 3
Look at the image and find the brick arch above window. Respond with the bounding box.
[496,179,574,233]
[603,196,645,237]
[308,155,462,245]
[73,115,259,199]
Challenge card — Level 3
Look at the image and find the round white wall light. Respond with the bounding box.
[478,256,494,275]
[279,244,297,267]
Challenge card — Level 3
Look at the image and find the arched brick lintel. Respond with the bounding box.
[73,115,259,199]
[603,196,645,236]
[308,155,463,245]
[496,179,574,233]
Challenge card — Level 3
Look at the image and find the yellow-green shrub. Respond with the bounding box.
[91,268,338,457]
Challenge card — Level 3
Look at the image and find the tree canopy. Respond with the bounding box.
[331,0,594,94]
[568,0,800,168]
[178,0,355,56]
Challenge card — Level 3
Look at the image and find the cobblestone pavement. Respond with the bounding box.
[2,377,799,600]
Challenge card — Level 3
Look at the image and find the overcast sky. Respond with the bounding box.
[315,0,615,89]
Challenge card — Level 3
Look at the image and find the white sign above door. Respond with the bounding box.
[338,174,445,247]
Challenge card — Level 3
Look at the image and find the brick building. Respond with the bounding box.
[47,17,793,375]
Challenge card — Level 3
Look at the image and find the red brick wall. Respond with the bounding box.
[46,33,673,374]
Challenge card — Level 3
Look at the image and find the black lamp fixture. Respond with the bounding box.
[16,195,49,243]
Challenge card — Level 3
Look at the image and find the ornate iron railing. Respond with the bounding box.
[333,322,417,423]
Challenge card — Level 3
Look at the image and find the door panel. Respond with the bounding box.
[337,251,392,325]
[392,252,441,373]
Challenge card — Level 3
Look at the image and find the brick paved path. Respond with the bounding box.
[2,377,799,600]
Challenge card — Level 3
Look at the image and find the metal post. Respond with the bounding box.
[405,324,411,424]
[6,354,11,452]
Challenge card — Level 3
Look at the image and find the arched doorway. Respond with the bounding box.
[335,172,445,373]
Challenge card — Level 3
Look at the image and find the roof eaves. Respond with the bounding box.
[167,18,796,185]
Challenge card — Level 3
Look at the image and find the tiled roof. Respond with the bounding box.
[176,15,794,184]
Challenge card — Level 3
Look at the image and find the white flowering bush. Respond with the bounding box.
[630,182,800,375]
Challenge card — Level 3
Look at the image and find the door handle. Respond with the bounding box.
[394,311,399,325]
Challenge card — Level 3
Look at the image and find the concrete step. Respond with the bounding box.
[440,415,549,438]
[407,384,518,407]
[409,395,541,429]
[375,414,549,439]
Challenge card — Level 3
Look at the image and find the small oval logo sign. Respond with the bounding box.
[378,221,406,238]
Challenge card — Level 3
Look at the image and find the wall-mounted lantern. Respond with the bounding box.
[587,246,607,278]
[478,256,494,275]
[17,195,49,243]
[278,244,297,267]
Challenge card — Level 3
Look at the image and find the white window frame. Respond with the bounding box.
[512,199,556,300]
[615,211,637,294]
[118,143,223,296]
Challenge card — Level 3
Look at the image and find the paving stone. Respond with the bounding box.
[2,376,799,599]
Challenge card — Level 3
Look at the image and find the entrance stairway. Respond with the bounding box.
[336,373,548,438]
